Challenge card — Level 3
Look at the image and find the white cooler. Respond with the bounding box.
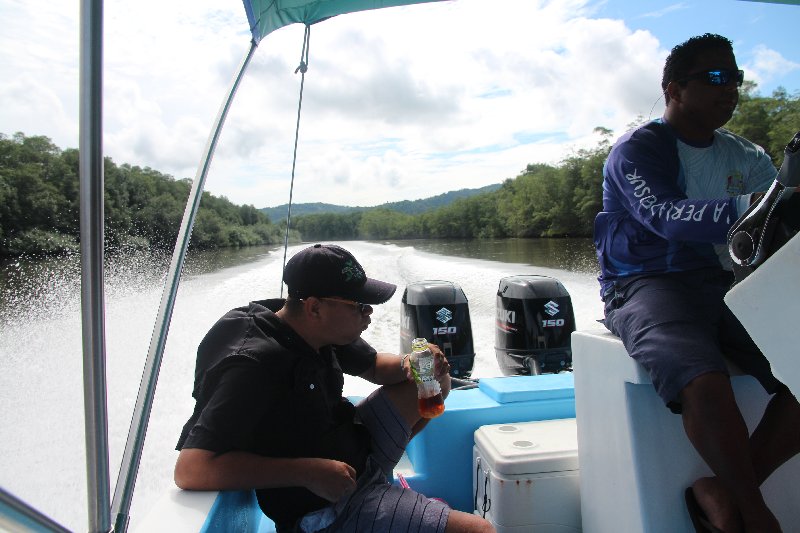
[473,418,581,532]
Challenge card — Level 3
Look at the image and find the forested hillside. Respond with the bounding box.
[0,134,294,256]
[261,184,502,223]
[292,86,798,241]
[1,86,796,256]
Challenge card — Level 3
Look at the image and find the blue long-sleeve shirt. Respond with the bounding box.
[594,119,776,297]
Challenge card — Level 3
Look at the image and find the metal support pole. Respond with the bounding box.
[111,40,258,533]
[0,487,71,533]
[79,0,112,531]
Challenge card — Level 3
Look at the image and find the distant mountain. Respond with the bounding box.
[261,184,502,223]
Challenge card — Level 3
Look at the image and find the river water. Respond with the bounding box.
[0,239,602,531]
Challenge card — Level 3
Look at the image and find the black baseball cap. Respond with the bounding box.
[283,244,397,305]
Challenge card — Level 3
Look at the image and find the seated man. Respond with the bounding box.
[595,34,800,532]
[174,243,494,533]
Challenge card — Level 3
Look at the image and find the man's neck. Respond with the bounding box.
[663,108,715,144]
[275,307,324,352]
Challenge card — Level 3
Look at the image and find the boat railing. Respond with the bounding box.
[0,487,71,533]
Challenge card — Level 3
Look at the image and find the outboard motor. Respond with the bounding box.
[729,131,800,283]
[495,275,576,375]
[400,280,475,378]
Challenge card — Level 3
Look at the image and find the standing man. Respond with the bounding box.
[595,34,800,532]
[174,243,494,533]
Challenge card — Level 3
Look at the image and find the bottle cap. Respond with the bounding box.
[411,338,429,352]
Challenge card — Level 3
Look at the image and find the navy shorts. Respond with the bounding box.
[603,268,781,413]
[303,387,449,533]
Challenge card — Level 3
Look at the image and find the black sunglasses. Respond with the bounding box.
[679,69,744,87]
[318,297,370,314]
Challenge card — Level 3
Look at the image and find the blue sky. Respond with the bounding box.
[594,0,799,94]
[0,0,797,208]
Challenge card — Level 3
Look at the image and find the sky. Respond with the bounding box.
[1,0,798,209]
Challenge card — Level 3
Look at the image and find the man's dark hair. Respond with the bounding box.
[661,33,734,93]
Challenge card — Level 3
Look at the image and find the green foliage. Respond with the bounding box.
[727,86,800,167]
[261,184,502,223]
[291,212,363,241]
[5,228,79,255]
[0,133,288,256]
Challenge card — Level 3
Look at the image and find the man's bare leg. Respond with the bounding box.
[692,384,800,532]
[445,510,496,533]
[749,385,800,485]
[379,381,495,532]
[681,372,780,532]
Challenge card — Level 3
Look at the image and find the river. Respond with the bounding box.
[0,239,602,531]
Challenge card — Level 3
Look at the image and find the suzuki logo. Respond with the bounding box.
[497,309,515,323]
[544,300,560,317]
[436,307,453,324]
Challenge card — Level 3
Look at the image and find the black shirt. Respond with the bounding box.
[176,299,376,529]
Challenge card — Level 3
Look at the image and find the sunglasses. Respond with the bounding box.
[679,69,744,87]
[319,297,370,314]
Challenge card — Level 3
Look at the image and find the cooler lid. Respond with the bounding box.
[474,418,578,475]
[479,374,575,404]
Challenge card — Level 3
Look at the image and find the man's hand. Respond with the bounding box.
[429,343,451,382]
[304,458,358,502]
[400,343,450,382]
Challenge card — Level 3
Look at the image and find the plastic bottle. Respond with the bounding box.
[410,337,445,418]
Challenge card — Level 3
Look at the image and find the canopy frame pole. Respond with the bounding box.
[79,0,112,530]
[0,487,71,533]
[280,24,312,296]
[110,40,259,533]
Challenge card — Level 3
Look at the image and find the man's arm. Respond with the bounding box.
[358,351,410,385]
[606,137,741,244]
[356,345,451,438]
[174,448,357,502]
[360,345,451,396]
[176,363,358,502]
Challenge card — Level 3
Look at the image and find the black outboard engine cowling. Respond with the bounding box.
[495,275,576,375]
[400,280,475,378]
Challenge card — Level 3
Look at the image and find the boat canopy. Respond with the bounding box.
[243,0,445,44]
[243,0,800,44]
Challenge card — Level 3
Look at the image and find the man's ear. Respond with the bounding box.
[665,80,682,104]
[302,296,323,319]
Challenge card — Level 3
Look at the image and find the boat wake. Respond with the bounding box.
[0,240,602,530]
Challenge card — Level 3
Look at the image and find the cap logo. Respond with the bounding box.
[341,259,365,282]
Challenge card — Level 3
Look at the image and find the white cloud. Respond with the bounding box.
[743,44,800,91]
[637,2,688,19]
[0,73,75,143]
[1,0,795,209]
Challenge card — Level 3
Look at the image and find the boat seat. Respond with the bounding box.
[199,490,276,533]
[134,487,276,533]
[573,327,800,533]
